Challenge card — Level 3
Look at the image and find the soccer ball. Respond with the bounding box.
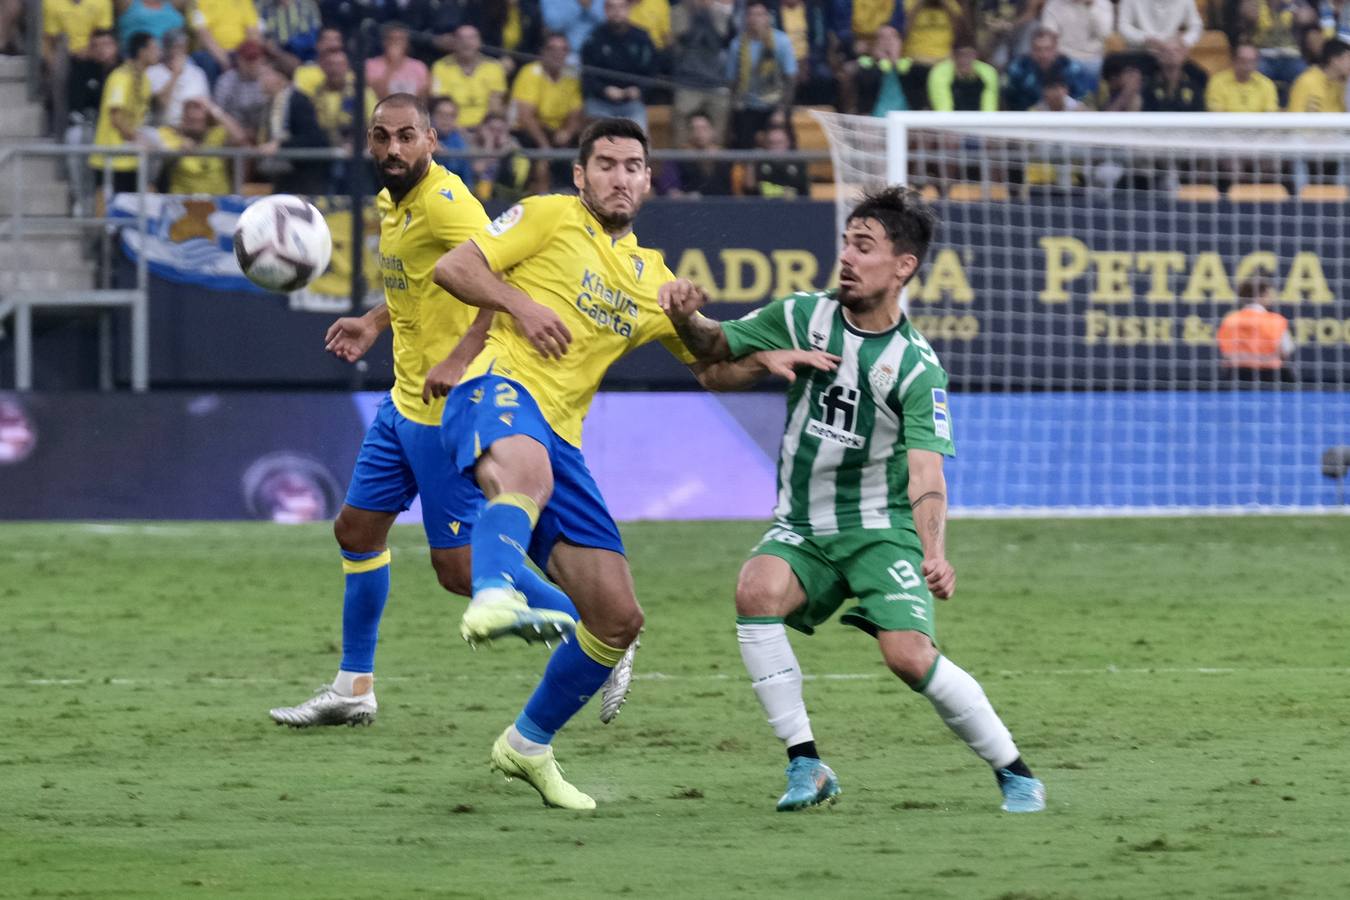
[232,195,333,292]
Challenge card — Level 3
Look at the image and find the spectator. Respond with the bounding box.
[542,0,604,60]
[1322,0,1350,43]
[213,38,268,133]
[68,27,120,122]
[478,0,544,62]
[1116,0,1203,50]
[1030,73,1084,109]
[727,1,796,148]
[668,0,733,148]
[975,0,1041,71]
[258,0,323,70]
[511,31,583,150]
[927,39,998,110]
[188,0,262,83]
[581,0,657,130]
[1287,36,1350,110]
[1234,1,1316,94]
[66,27,120,212]
[854,25,927,115]
[365,22,429,99]
[42,0,114,66]
[308,44,374,147]
[848,0,906,57]
[470,111,534,201]
[117,0,185,55]
[148,29,210,127]
[1005,25,1087,109]
[1206,42,1280,111]
[431,24,508,129]
[744,124,810,198]
[656,110,734,196]
[156,96,248,193]
[777,0,842,105]
[255,56,330,195]
[0,0,19,54]
[627,0,671,50]
[904,0,965,66]
[430,95,475,184]
[1040,0,1114,92]
[291,25,341,95]
[1100,58,1144,110]
[1217,278,1294,381]
[1142,38,1207,111]
[91,30,160,194]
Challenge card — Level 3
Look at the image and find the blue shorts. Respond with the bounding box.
[441,374,625,569]
[345,393,483,548]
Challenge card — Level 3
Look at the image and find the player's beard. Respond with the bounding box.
[378,153,430,197]
[580,179,636,234]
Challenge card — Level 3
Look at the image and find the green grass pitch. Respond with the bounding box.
[3,518,1349,899]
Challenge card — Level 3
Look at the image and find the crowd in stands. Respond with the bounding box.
[17,0,1350,201]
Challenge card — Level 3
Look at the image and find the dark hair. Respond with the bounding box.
[1239,276,1272,303]
[846,186,938,269]
[127,31,156,58]
[542,30,569,48]
[372,92,431,129]
[1322,38,1350,66]
[428,95,458,117]
[577,117,649,165]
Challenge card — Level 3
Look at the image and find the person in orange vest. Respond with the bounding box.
[1217,278,1296,381]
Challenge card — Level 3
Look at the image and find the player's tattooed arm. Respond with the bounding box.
[908,449,956,600]
[693,349,840,391]
[659,279,730,361]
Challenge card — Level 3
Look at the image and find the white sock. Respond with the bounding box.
[506,723,550,756]
[737,622,814,747]
[921,656,1018,769]
[333,670,373,697]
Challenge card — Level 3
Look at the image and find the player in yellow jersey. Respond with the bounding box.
[269,94,578,729]
[428,118,837,808]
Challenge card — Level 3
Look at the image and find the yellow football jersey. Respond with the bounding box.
[509,61,582,131]
[463,194,696,447]
[90,64,151,171]
[43,0,113,55]
[429,56,507,128]
[378,163,489,425]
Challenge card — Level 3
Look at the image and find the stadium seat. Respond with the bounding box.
[1175,184,1221,202]
[792,106,836,182]
[919,184,940,203]
[1190,31,1232,75]
[1228,183,1290,201]
[242,182,273,196]
[809,181,838,200]
[1298,183,1350,201]
[647,104,673,149]
[947,183,1010,202]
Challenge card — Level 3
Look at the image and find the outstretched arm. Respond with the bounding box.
[433,241,572,359]
[692,349,840,391]
[908,448,955,600]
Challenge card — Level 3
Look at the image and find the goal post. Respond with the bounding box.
[812,111,1350,514]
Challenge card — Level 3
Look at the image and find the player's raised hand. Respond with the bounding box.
[513,300,572,359]
[422,355,467,404]
[324,316,379,363]
[922,558,956,600]
[759,349,841,383]
[658,278,710,322]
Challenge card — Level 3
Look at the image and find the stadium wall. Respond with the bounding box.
[6,197,1348,391]
[2,389,1347,520]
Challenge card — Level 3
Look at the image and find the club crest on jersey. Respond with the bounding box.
[931,388,951,440]
[869,363,897,396]
[810,330,828,350]
[631,255,644,281]
[487,204,523,236]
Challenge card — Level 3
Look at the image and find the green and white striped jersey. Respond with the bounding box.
[722,290,955,536]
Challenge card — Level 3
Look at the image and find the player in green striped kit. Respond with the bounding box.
[659,186,1045,814]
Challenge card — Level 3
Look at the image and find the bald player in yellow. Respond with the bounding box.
[268,93,579,730]
[429,117,836,808]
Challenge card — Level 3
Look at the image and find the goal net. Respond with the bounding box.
[813,111,1350,514]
